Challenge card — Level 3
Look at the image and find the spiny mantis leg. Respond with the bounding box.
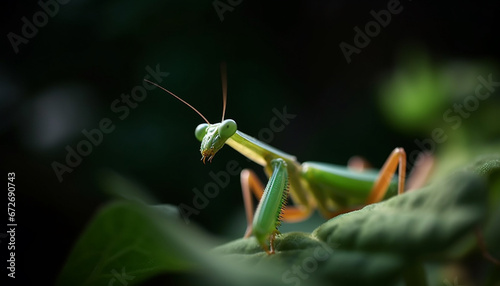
[366,148,407,204]
[241,168,312,239]
[252,159,289,254]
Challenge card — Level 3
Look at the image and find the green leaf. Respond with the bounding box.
[213,232,404,285]
[56,202,209,286]
[313,172,487,255]
[57,202,285,286]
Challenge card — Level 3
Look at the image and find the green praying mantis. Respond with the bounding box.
[144,64,433,254]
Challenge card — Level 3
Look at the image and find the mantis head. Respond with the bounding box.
[145,63,233,163]
[195,119,237,163]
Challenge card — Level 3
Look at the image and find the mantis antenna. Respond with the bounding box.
[220,62,228,121]
[144,79,211,125]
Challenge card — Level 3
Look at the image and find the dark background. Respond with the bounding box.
[1,0,499,284]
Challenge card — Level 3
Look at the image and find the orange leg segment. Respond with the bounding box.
[240,169,264,238]
[366,148,407,205]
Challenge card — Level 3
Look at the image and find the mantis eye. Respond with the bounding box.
[218,119,237,139]
[195,123,209,141]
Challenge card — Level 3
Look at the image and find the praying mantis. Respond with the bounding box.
[144,64,433,254]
